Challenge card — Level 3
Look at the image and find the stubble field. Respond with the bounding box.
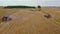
[0,8,60,34]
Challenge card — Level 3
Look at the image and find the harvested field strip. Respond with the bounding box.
[0,13,46,33]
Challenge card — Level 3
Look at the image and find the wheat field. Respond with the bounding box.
[0,8,60,34]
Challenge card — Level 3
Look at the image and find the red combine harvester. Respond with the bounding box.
[1,16,12,22]
[44,14,51,19]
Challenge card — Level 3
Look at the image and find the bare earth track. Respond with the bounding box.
[0,8,60,34]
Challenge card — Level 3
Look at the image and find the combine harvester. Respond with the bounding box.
[44,14,52,19]
[0,16,12,22]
